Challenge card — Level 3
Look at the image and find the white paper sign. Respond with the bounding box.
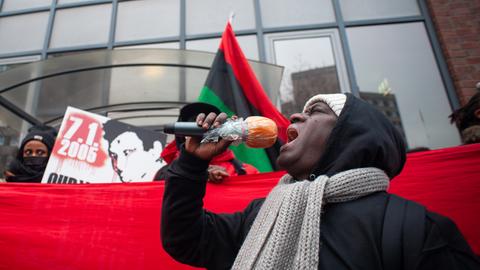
[42,107,166,184]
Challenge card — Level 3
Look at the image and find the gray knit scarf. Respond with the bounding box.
[231,167,390,270]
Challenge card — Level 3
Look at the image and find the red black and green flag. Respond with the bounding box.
[198,22,289,172]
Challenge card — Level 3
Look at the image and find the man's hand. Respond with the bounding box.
[207,165,230,183]
[185,112,232,160]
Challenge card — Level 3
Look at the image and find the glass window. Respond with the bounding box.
[2,52,109,122]
[260,0,335,28]
[115,0,180,42]
[185,68,210,102]
[2,82,40,118]
[1,0,51,12]
[30,70,109,121]
[265,30,349,116]
[186,0,255,35]
[107,107,181,130]
[50,4,112,48]
[347,22,460,149]
[1,81,43,172]
[110,66,212,106]
[0,105,26,174]
[0,12,49,54]
[109,66,182,104]
[339,0,420,21]
[0,49,282,129]
[0,55,43,166]
[186,35,259,60]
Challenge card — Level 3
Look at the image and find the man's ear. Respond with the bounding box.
[475,108,480,119]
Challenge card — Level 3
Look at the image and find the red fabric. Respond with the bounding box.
[161,140,179,164]
[389,143,480,254]
[219,23,290,143]
[0,144,479,269]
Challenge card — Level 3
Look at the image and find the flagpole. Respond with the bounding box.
[228,12,235,25]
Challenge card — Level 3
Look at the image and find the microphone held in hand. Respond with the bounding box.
[162,116,278,148]
[162,122,208,137]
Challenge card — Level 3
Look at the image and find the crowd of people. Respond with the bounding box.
[3,90,480,183]
[1,90,479,269]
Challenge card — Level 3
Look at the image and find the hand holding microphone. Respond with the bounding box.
[183,112,232,161]
[163,112,278,160]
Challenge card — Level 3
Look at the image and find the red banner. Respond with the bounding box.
[0,143,479,269]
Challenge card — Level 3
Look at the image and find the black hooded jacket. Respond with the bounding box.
[311,93,406,179]
[161,94,479,269]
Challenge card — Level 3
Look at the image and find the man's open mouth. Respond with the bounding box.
[287,127,299,143]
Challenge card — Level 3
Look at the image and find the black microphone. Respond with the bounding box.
[162,122,210,136]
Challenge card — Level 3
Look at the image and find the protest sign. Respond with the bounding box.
[42,107,167,184]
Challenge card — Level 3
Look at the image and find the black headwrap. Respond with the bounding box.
[311,93,406,179]
[6,126,57,183]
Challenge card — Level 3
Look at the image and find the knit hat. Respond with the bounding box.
[175,102,221,148]
[303,93,347,117]
[19,126,57,159]
[178,102,221,122]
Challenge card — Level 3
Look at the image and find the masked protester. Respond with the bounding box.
[4,126,57,183]
[161,93,480,270]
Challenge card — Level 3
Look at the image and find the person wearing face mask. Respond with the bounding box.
[4,126,57,183]
[161,93,479,270]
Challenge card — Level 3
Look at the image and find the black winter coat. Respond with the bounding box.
[162,94,480,269]
[162,150,479,270]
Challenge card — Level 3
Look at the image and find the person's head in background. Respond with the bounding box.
[18,126,56,169]
[175,102,222,148]
[449,84,480,144]
[5,125,57,183]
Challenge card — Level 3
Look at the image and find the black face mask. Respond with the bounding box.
[23,157,49,172]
